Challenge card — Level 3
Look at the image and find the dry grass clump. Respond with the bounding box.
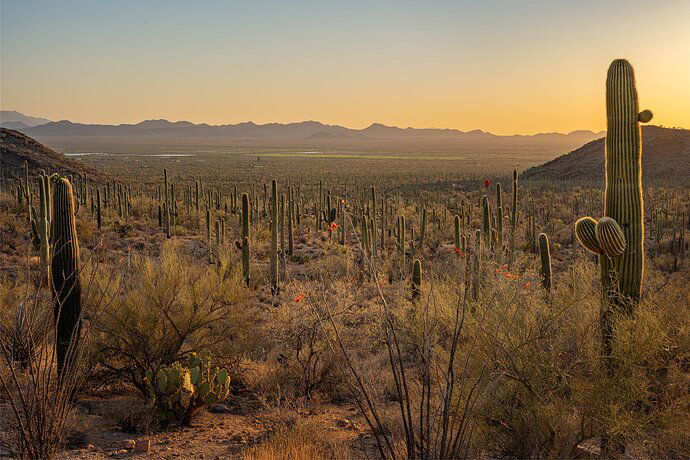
[242,417,350,460]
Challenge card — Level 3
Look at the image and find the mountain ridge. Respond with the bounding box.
[16,117,605,143]
[0,110,52,128]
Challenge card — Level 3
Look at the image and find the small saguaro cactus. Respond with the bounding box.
[30,173,52,282]
[454,214,461,249]
[269,180,279,294]
[510,170,518,264]
[538,233,552,293]
[236,193,251,287]
[482,196,490,241]
[412,258,422,301]
[164,169,171,239]
[96,188,102,229]
[419,207,427,249]
[50,175,82,376]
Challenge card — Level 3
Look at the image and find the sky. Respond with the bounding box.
[1,0,688,135]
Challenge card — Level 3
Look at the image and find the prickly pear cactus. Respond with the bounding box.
[144,352,230,426]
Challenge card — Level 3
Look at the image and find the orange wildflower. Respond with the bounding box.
[329,222,339,232]
[294,293,306,302]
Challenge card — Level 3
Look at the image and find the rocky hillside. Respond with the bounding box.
[521,126,690,184]
[1,128,105,180]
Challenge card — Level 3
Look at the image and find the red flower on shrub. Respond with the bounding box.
[484,178,490,188]
[329,222,339,233]
[294,293,306,302]
[453,246,466,257]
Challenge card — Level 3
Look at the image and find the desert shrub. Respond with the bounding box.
[255,282,361,401]
[0,256,111,459]
[92,240,249,395]
[477,259,690,458]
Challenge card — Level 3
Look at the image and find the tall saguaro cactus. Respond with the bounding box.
[50,175,82,375]
[575,59,650,309]
[574,59,651,453]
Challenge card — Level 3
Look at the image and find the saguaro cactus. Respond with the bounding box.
[575,59,649,308]
[574,59,651,453]
[538,233,552,293]
[412,259,422,301]
[164,169,170,238]
[50,175,82,375]
[241,193,251,286]
[270,180,279,294]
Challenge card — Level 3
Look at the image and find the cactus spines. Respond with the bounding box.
[538,233,552,293]
[50,175,82,375]
[596,217,626,257]
[575,217,603,254]
[411,258,422,301]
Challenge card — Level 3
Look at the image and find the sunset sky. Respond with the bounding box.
[1,0,688,135]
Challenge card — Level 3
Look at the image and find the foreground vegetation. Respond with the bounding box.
[1,60,689,459]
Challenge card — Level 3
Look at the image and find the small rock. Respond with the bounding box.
[134,439,150,453]
[122,439,136,449]
[208,403,232,414]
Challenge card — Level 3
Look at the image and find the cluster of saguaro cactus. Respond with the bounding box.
[50,175,82,375]
[144,352,230,426]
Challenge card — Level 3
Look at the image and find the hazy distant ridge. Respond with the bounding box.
[9,115,603,143]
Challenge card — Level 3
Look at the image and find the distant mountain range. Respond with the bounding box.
[521,126,690,184]
[0,111,605,149]
[0,110,52,129]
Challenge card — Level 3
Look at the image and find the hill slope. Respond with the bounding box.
[1,128,106,180]
[521,126,690,184]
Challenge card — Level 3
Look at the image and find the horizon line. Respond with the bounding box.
[1,109,618,137]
